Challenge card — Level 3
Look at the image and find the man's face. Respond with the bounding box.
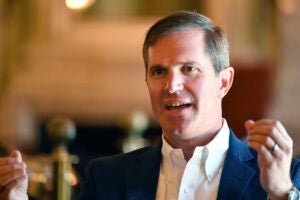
[146,29,233,143]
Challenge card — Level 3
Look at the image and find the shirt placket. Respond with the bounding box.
[178,148,206,200]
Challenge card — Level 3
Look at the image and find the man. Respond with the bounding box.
[74,11,300,200]
[1,11,300,200]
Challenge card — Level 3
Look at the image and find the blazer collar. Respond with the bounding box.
[124,131,259,200]
[126,141,162,200]
[217,130,257,200]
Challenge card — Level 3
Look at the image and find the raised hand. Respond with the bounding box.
[245,119,293,200]
[0,150,28,200]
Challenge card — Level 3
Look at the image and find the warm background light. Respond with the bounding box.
[1,1,300,199]
[1,0,300,184]
[65,0,95,10]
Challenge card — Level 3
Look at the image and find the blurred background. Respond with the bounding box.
[0,0,299,197]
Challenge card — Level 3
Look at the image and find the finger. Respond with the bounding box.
[248,118,276,126]
[244,119,255,132]
[248,140,280,163]
[2,174,27,192]
[256,126,291,156]
[10,150,22,162]
[248,134,286,162]
[0,175,28,197]
[0,157,17,166]
[0,162,26,176]
[245,119,274,131]
[246,122,287,151]
[246,119,291,141]
[269,143,283,159]
[0,168,26,186]
[10,150,26,169]
[271,120,292,142]
[0,150,24,166]
[247,134,275,150]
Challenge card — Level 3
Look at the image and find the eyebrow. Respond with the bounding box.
[179,61,202,66]
[148,64,164,71]
[149,61,201,68]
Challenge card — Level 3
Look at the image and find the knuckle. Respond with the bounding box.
[272,120,280,127]
[276,152,284,161]
[269,126,276,135]
[287,137,294,148]
[265,137,272,144]
[258,145,265,152]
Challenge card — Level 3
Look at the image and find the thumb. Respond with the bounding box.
[245,119,255,132]
[10,150,23,162]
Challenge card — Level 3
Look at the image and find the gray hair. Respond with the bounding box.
[142,11,230,75]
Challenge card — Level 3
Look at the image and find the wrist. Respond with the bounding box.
[287,185,300,200]
[268,182,292,200]
[268,184,299,200]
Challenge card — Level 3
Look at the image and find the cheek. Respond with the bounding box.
[187,80,204,96]
[147,84,161,104]
[147,80,162,95]
[148,89,162,116]
[190,80,220,103]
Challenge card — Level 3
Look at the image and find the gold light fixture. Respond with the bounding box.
[65,0,95,10]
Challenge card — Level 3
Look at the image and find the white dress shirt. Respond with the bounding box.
[155,119,230,200]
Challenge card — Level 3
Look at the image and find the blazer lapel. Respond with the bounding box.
[217,131,257,200]
[123,132,260,200]
[126,141,162,200]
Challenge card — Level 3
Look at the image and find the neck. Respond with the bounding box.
[163,119,223,161]
[164,130,218,161]
[183,149,195,161]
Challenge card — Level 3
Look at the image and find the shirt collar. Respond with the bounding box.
[161,135,186,168]
[161,119,230,181]
[204,119,230,181]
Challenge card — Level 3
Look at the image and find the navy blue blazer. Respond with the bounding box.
[74,131,300,200]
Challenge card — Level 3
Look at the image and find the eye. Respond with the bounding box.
[184,66,195,71]
[149,67,166,77]
[182,65,198,73]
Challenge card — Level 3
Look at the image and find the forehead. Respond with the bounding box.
[153,28,205,46]
[148,29,208,65]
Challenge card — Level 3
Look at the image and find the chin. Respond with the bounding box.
[162,122,189,135]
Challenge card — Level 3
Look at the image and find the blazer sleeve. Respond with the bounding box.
[291,158,300,189]
[73,160,97,200]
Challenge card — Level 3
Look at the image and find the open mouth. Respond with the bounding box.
[165,103,191,110]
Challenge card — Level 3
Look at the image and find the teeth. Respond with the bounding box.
[166,103,187,109]
[170,103,184,107]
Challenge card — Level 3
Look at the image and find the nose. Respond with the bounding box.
[165,72,184,93]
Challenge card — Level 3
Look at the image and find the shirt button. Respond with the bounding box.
[184,188,189,194]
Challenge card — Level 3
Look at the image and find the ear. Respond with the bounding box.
[219,66,234,98]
